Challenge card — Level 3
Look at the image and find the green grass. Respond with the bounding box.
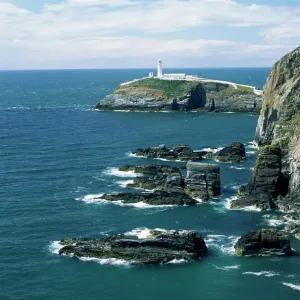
[115,78,200,99]
[216,85,254,97]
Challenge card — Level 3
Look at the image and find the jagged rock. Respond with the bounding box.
[133,145,202,161]
[231,145,287,210]
[234,229,292,257]
[58,229,208,264]
[240,46,300,212]
[184,162,221,200]
[214,142,246,162]
[285,224,299,234]
[99,190,197,206]
[119,165,181,175]
[127,173,184,193]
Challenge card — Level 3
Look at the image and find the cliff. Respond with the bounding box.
[232,46,300,211]
[94,78,261,112]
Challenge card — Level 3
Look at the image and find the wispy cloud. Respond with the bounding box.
[0,0,299,69]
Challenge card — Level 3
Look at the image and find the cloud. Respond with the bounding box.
[0,0,299,69]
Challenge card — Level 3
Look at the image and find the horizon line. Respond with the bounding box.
[0,66,272,72]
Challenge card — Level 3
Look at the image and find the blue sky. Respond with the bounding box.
[0,0,299,69]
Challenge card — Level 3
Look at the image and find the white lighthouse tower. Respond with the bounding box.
[157,59,163,78]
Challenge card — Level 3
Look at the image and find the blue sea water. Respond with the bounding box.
[1,68,300,300]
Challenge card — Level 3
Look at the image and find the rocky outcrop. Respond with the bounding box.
[58,229,208,264]
[119,165,181,175]
[237,46,300,211]
[214,142,246,163]
[231,145,286,210]
[133,145,202,162]
[99,190,197,206]
[234,229,292,256]
[184,162,221,200]
[127,173,184,193]
[94,78,261,112]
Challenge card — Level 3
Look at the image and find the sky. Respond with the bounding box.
[0,0,299,70]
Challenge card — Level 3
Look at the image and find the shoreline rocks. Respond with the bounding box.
[234,229,292,257]
[58,229,208,264]
[99,190,198,206]
[119,165,182,175]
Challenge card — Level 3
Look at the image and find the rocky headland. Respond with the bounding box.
[58,229,208,264]
[231,46,300,213]
[94,78,261,112]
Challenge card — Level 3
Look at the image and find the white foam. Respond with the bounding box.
[78,256,133,266]
[246,150,256,155]
[223,112,235,114]
[104,168,141,178]
[205,234,239,255]
[246,143,258,150]
[79,195,176,209]
[117,180,134,188]
[214,265,241,271]
[282,282,300,291]
[243,271,280,277]
[199,147,223,154]
[49,241,64,255]
[229,166,246,170]
[166,259,187,264]
[225,196,262,212]
[124,228,167,239]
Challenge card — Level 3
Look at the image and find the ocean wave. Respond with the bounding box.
[77,194,176,209]
[117,180,134,188]
[103,167,141,178]
[282,282,300,291]
[205,234,239,255]
[166,259,187,264]
[243,271,280,277]
[197,147,223,154]
[49,241,64,255]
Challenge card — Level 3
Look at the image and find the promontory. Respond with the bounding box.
[94,77,262,112]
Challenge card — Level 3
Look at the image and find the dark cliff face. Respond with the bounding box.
[235,46,300,211]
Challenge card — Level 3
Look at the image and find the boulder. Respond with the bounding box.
[184,162,221,200]
[58,229,208,264]
[234,229,292,256]
[99,190,197,206]
[133,144,202,161]
[214,142,246,162]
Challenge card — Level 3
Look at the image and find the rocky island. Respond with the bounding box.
[231,46,300,212]
[94,77,261,113]
[58,229,208,264]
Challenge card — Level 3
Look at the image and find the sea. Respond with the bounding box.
[1,68,300,300]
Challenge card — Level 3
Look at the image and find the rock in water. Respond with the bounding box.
[133,145,202,161]
[234,229,292,257]
[118,165,181,175]
[58,230,208,264]
[185,162,221,200]
[127,173,185,193]
[99,190,197,206]
[214,142,246,163]
[235,46,300,211]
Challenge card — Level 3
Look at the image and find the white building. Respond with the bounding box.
[152,59,198,81]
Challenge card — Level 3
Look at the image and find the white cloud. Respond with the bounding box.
[0,0,299,69]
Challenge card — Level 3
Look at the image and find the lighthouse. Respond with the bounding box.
[157,59,163,78]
